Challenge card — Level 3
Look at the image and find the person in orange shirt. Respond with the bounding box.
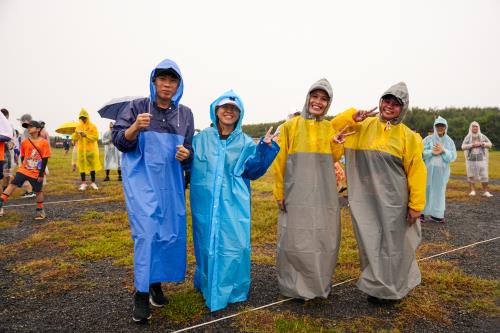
[0,120,50,219]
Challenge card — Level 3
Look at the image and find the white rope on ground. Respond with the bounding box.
[172,235,500,333]
[4,197,112,208]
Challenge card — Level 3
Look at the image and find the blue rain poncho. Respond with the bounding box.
[422,116,457,219]
[112,59,194,292]
[190,90,279,312]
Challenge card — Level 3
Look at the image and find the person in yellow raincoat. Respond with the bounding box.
[73,108,101,190]
[331,82,426,304]
[273,78,343,300]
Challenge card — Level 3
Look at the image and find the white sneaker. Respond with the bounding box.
[483,191,493,197]
[90,183,99,190]
[79,183,88,191]
[0,208,4,217]
[469,191,476,196]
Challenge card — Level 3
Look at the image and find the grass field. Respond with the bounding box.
[1,147,499,332]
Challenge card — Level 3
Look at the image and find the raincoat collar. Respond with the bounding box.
[379,82,409,125]
[301,78,333,121]
[210,90,245,138]
[149,58,184,109]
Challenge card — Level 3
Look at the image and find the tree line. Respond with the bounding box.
[242,107,499,149]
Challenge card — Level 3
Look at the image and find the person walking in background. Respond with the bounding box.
[0,109,15,189]
[0,120,50,219]
[17,114,36,198]
[331,82,426,304]
[102,122,122,181]
[461,121,493,197]
[273,78,343,301]
[112,58,194,323]
[190,90,279,312]
[74,108,101,191]
[421,116,457,223]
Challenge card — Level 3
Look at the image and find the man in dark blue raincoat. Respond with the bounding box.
[112,58,194,323]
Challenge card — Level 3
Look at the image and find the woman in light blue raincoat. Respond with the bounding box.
[422,116,456,222]
[190,90,279,312]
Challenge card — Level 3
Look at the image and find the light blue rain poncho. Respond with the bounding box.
[422,116,457,219]
[190,90,279,312]
[112,59,194,292]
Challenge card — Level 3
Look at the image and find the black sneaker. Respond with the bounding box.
[103,176,110,182]
[118,176,122,181]
[21,191,36,199]
[132,291,151,323]
[429,216,444,223]
[149,282,168,307]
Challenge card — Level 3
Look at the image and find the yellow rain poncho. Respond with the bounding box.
[73,108,101,173]
[273,79,343,300]
[331,82,426,300]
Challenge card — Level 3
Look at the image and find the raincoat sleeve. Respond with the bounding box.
[403,132,427,212]
[181,109,195,169]
[272,123,289,201]
[441,139,457,163]
[331,108,360,132]
[482,135,492,148]
[242,138,280,180]
[86,124,99,143]
[461,138,472,150]
[112,101,139,152]
[422,137,433,161]
[102,131,111,145]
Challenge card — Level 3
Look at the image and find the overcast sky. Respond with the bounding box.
[1,0,499,136]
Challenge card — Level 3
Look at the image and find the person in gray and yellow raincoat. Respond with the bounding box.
[273,79,343,300]
[331,82,427,303]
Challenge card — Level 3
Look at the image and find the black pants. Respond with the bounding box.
[81,171,96,182]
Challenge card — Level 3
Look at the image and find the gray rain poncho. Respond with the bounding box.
[331,82,427,300]
[273,79,343,300]
[461,122,492,182]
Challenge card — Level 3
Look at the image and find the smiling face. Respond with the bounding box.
[380,95,403,121]
[216,104,240,129]
[435,124,446,136]
[154,74,179,107]
[308,89,330,117]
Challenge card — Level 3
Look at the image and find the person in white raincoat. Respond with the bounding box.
[102,122,122,181]
[421,116,456,223]
[461,121,493,197]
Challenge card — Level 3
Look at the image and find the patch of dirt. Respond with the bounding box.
[0,193,498,332]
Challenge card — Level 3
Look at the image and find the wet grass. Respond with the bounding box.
[451,151,500,178]
[1,148,499,330]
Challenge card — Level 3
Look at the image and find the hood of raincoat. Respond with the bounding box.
[467,121,482,136]
[379,82,409,125]
[428,116,450,144]
[210,90,245,133]
[301,78,333,121]
[79,108,90,120]
[149,58,184,108]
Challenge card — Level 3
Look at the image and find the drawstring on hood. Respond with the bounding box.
[379,82,409,127]
[301,78,333,121]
